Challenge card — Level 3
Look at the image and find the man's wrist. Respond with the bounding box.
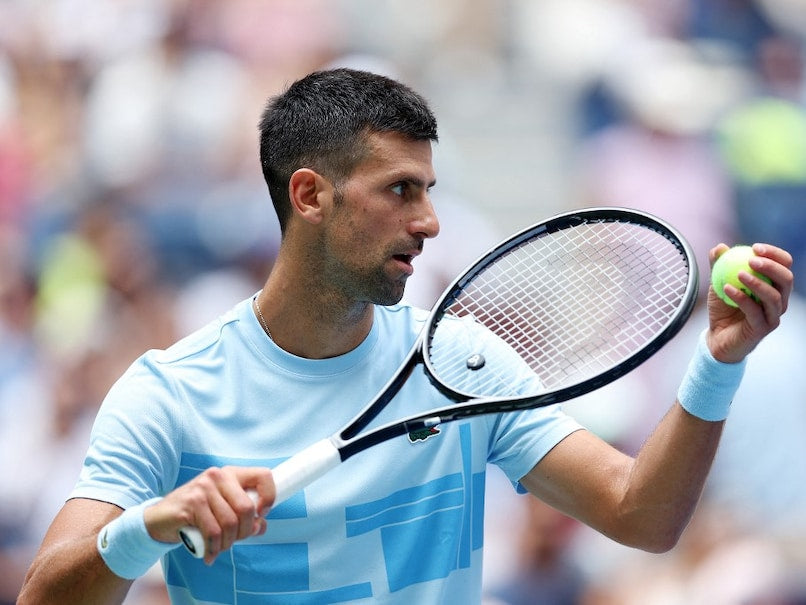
[677,330,746,421]
[97,497,178,579]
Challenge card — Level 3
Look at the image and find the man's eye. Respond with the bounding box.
[391,183,406,196]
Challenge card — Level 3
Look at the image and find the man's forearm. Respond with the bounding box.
[17,534,132,605]
[620,402,724,552]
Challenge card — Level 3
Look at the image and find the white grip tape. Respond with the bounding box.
[272,438,342,506]
[178,438,341,558]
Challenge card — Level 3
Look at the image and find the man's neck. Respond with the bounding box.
[255,258,375,359]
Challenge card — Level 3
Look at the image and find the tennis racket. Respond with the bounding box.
[179,207,698,558]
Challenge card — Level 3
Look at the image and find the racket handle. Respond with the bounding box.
[178,438,341,558]
[271,437,341,505]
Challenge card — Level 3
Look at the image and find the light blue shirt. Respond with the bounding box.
[72,297,582,604]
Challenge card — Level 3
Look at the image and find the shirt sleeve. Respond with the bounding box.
[487,404,583,492]
[70,353,183,509]
[439,317,585,489]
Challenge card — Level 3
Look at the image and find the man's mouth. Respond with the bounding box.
[392,254,416,275]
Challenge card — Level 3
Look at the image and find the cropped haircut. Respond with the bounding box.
[258,68,438,233]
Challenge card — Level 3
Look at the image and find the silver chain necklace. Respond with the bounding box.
[253,295,272,340]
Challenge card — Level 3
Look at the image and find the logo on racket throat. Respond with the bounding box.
[408,426,440,443]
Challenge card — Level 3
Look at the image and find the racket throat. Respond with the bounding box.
[338,415,442,461]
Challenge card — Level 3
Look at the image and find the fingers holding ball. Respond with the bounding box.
[710,245,772,307]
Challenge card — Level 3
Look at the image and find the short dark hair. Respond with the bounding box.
[258,68,438,232]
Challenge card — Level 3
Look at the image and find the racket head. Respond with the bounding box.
[421,207,699,415]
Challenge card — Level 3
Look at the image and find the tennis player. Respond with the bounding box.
[19,68,793,604]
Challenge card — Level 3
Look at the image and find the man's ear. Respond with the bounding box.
[288,168,333,225]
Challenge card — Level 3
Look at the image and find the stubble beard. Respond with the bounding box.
[327,187,409,307]
[334,257,407,307]
[371,272,407,306]
[315,231,408,309]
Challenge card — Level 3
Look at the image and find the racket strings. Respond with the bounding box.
[428,220,691,398]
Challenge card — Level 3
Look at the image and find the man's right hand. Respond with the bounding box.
[144,466,275,564]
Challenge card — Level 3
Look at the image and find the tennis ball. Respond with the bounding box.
[711,245,772,307]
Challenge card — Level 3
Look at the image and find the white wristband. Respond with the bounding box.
[677,330,746,421]
[97,497,177,579]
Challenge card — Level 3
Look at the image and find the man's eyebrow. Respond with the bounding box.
[399,175,436,189]
[384,165,436,189]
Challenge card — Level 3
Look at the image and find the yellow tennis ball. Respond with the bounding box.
[711,245,772,307]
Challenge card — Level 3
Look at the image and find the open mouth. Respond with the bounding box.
[392,254,415,274]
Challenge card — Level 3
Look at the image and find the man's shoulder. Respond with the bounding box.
[124,300,248,374]
[151,299,248,366]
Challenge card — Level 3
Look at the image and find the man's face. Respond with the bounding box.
[318,131,439,306]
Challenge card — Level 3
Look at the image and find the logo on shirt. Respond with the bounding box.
[407,426,440,443]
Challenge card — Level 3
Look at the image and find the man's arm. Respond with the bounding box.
[522,405,722,552]
[521,243,793,552]
[17,499,133,605]
[18,465,276,604]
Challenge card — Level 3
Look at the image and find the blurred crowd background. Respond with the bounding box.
[1,0,806,603]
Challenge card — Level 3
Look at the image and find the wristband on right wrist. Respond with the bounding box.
[677,330,746,422]
[97,497,178,579]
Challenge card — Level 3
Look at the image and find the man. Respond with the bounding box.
[19,68,793,604]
